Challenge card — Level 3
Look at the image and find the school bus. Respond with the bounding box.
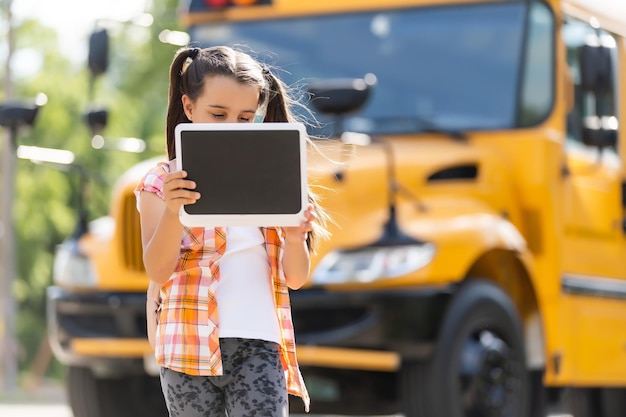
[46,0,626,416]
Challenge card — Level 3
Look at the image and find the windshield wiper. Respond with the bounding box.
[415,116,467,141]
[366,116,468,141]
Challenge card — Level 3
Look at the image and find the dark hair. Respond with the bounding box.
[167,46,266,156]
[165,45,330,251]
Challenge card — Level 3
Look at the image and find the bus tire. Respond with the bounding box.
[67,366,166,417]
[401,279,529,417]
[560,387,596,417]
[67,366,111,417]
[600,388,626,417]
[528,369,547,417]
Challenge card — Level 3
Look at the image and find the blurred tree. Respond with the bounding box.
[0,0,181,381]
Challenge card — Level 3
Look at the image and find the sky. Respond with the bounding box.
[570,0,626,23]
[10,0,151,74]
[12,0,150,44]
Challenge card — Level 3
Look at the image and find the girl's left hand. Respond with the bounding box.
[284,204,316,243]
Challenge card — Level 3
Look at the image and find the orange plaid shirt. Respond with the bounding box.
[135,161,310,411]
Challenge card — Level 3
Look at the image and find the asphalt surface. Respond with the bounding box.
[0,384,575,417]
[0,403,575,417]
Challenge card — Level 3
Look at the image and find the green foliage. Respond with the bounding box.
[2,0,183,380]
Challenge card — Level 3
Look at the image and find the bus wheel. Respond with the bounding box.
[562,387,626,417]
[401,279,529,417]
[67,366,166,417]
[67,366,107,417]
[560,387,596,417]
[600,388,626,417]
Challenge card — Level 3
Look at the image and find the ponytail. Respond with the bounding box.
[261,70,293,123]
[166,48,199,160]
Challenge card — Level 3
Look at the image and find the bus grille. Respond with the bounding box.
[121,192,145,272]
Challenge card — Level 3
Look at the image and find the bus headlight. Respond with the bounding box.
[312,243,436,284]
[53,240,98,288]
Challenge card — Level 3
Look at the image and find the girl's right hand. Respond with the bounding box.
[162,170,200,215]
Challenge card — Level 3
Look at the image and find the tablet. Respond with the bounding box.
[174,122,308,227]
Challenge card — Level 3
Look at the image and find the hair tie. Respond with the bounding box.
[261,65,271,76]
[189,47,200,60]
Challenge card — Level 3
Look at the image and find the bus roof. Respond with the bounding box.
[179,0,626,37]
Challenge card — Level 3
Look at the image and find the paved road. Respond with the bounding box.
[0,403,71,417]
[0,385,576,417]
[0,402,575,417]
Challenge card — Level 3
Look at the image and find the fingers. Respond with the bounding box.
[301,204,316,229]
[285,205,316,243]
[165,171,196,191]
[163,170,200,211]
[168,189,200,206]
[300,216,314,233]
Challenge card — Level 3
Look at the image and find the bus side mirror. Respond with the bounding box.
[579,36,615,94]
[308,75,376,137]
[308,76,375,116]
[581,116,617,148]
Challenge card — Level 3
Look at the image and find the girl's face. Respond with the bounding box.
[182,75,260,124]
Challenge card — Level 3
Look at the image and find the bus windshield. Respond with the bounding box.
[190,1,526,136]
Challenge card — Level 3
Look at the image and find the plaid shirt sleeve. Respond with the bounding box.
[134,161,170,208]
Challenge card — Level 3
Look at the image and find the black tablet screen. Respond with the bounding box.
[180,129,303,215]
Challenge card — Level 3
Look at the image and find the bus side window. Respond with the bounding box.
[518,1,554,127]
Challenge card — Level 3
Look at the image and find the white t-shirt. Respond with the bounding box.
[216,226,281,344]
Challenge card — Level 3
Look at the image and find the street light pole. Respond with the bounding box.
[3,0,14,98]
[0,124,18,392]
[0,0,18,392]
[0,98,46,392]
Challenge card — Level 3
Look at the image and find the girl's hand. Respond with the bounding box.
[162,170,200,215]
[284,204,316,243]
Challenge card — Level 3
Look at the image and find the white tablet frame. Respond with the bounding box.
[174,122,308,227]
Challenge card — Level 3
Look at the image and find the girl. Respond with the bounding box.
[135,46,329,417]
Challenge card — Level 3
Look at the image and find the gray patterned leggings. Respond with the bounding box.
[159,338,288,417]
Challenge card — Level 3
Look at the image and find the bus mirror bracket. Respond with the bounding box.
[579,39,614,95]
